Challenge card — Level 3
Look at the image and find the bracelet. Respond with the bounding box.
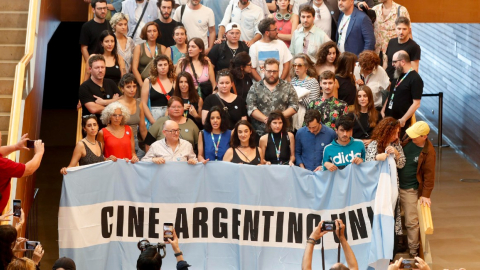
[174,251,183,257]
[306,237,317,245]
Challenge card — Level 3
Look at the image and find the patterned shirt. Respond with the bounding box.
[142,138,197,162]
[372,2,410,55]
[247,79,299,136]
[308,96,348,129]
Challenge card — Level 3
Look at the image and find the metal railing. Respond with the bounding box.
[421,92,448,147]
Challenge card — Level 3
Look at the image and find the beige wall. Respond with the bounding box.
[396,0,480,23]
[61,0,89,22]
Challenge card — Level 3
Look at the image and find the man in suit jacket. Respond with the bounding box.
[297,0,339,41]
[336,0,375,56]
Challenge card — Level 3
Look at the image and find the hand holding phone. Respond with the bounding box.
[163,223,174,242]
[27,140,35,148]
[25,241,41,250]
[400,259,417,269]
[13,200,21,218]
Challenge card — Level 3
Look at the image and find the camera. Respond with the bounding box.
[321,221,336,232]
[25,241,40,250]
[137,239,167,258]
[400,259,417,269]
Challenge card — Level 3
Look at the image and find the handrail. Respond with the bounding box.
[76,8,94,144]
[6,0,40,160]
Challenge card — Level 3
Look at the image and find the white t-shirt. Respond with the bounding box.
[173,4,215,49]
[313,2,332,37]
[292,0,309,15]
[249,40,293,80]
[220,2,264,42]
[353,63,390,108]
[337,14,351,53]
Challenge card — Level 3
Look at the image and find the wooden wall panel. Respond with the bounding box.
[412,23,480,167]
[396,0,480,23]
[61,1,89,22]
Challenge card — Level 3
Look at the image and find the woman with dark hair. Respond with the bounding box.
[349,86,381,146]
[118,73,147,158]
[0,225,17,270]
[136,246,162,270]
[223,120,264,165]
[315,41,339,75]
[202,69,247,130]
[176,38,216,99]
[289,54,319,130]
[335,52,358,107]
[198,106,232,163]
[366,117,405,237]
[229,52,253,101]
[60,115,113,174]
[173,72,203,127]
[165,26,188,66]
[259,111,295,165]
[141,54,175,127]
[132,22,166,87]
[268,0,298,47]
[95,30,126,85]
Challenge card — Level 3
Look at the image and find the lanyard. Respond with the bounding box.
[146,42,158,58]
[390,68,413,100]
[338,16,350,42]
[183,100,190,118]
[361,73,372,84]
[270,133,282,162]
[211,133,222,161]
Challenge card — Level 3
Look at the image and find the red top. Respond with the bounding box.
[102,125,133,159]
[0,154,25,213]
[274,13,292,48]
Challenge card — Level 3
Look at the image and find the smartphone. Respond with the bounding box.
[26,140,35,148]
[25,241,40,250]
[400,259,417,269]
[13,200,21,217]
[163,223,174,242]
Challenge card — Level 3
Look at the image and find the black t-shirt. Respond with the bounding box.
[385,38,421,81]
[336,75,356,105]
[384,70,423,120]
[79,78,123,118]
[233,74,253,102]
[79,19,113,54]
[348,111,381,139]
[208,42,249,75]
[154,19,183,48]
[203,94,247,129]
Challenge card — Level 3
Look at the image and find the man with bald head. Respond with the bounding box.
[382,50,423,137]
[142,120,198,164]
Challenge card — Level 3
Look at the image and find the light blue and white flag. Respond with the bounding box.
[59,157,397,270]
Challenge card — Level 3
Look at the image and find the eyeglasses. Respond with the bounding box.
[392,59,402,64]
[292,64,305,67]
[265,70,279,74]
[170,106,183,109]
[218,70,230,76]
[164,129,181,134]
[82,114,96,119]
[246,63,252,66]
[100,87,107,98]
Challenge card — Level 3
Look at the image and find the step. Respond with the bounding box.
[0,77,14,95]
[0,0,30,12]
[0,95,12,113]
[0,61,17,77]
[0,44,25,61]
[0,112,10,131]
[0,29,27,45]
[0,12,29,28]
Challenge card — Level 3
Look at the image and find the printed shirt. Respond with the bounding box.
[372,1,410,54]
[308,96,348,129]
[290,26,330,63]
[247,79,299,136]
[142,138,197,162]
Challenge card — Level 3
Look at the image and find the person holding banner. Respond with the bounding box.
[259,111,295,165]
[223,120,264,165]
[198,106,232,163]
[98,102,139,163]
[142,120,197,164]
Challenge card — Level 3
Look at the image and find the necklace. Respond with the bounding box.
[294,76,309,87]
[85,138,96,145]
[229,47,238,58]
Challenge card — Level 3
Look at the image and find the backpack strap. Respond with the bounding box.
[180,4,186,22]
[397,5,403,17]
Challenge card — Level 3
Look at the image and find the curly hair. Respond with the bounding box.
[289,53,318,79]
[315,41,340,66]
[265,110,288,133]
[370,117,400,153]
[173,72,199,104]
[100,101,131,125]
[358,50,380,73]
[150,54,175,83]
[0,225,17,269]
[204,106,229,133]
[230,52,251,80]
[109,12,129,32]
[6,257,36,270]
[335,52,357,84]
[353,86,378,128]
[230,120,256,148]
[119,73,138,89]
[180,38,209,69]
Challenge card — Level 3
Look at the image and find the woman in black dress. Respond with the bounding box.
[335,52,357,107]
[223,120,264,165]
[259,111,295,165]
[173,71,203,128]
[95,30,126,85]
[348,86,381,147]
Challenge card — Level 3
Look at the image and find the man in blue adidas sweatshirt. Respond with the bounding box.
[323,115,365,171]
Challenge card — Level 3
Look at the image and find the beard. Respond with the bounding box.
[161,11,171,19]
[393,66,403,79]
[265,75,279,85]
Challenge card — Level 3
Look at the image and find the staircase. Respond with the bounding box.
[0,0,29,145]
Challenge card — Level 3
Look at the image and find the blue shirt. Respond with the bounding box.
[295,125,336,171]
[202,0,231,32]
[322,137,366,171]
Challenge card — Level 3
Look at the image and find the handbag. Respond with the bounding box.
[141,59,154,80]
[215,93,230,120]
[353,113,370,138]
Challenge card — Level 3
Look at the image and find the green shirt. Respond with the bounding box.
[398,141,422,189]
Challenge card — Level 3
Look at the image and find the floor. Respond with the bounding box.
[33,110,480,269]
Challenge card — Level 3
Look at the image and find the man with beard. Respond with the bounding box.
[290,6,330,63]
[154,0,183,47]
[382,50,423,137]
[80,0,113,63]
[246,58,299,137]
[385,17,421,81]
[122,0,159,45]
[249,18,293,81]
[296,0,340,40]
[322,115,365,172]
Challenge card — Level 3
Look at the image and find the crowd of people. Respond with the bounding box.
[0,0,438,269]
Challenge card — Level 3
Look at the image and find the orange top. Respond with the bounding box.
[103,125,133,159]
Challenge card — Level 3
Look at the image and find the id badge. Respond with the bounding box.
[388,100,393,110]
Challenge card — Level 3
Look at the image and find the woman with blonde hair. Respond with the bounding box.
[110,12,135,73]
[165,26,188,66]
[6,258,35,270]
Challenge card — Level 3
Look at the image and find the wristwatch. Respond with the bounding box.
[174,251,183,257]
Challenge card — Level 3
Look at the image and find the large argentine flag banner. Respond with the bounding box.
[59,158,397,270]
